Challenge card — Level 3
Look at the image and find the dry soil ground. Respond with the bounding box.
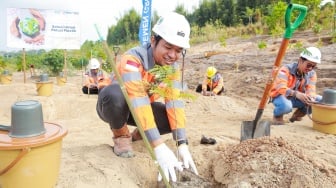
[1,30,336,188]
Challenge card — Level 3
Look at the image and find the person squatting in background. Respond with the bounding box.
[96,12,198,182]
[196,66,224,96]
[82,58,108,94]
[270,47,323,125]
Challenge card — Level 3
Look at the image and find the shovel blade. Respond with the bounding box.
[240,120,271,142]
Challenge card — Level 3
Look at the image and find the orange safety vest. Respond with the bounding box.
[202,73,224,94]
[270,63,318,98]
[84,70,111,89]
[113,44,187,141]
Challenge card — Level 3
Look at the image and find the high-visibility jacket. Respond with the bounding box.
[270,62,318,98]
[202,73,224,94]
[113,43,186,142]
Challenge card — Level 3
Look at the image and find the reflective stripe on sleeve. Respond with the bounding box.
[285,89,292,97]
[307,80,316,85]
[122,72,142,82]
[144,128,161,142]
[275,83,286,90]
[172,81,182,90]
[278,74,288,80]
[172,128,186,141]
[166,100,184,109]
[131,97,150,108]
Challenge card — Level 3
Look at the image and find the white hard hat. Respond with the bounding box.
[152,12,190,49]
[300,47,321,64]
[89,58,100,69]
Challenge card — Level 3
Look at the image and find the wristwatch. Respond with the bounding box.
[176,139,188,146]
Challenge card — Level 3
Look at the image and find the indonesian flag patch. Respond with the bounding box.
[279,69,286,75]
[125,60,140,72]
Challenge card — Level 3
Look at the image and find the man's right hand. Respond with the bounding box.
[154,143,183,182]
[202,90,215,96]
[295,91,313,104]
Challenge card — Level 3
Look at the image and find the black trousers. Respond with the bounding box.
[195,84,224,95]
[96,84,171,134]
[82,86,99,94]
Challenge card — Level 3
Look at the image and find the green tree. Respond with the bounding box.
[107,9,141,45]
[265,1,287,36]
[292,0,322,29]
[244,7,255,25]
[43,49,64,76]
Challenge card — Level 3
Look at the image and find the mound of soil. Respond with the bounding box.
[212,137,336,187]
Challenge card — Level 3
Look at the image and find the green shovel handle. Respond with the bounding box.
[284,3,307,39]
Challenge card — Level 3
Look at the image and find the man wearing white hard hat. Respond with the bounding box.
[270,47,323,125]
[82,58,105,94]
[96,12,198,182]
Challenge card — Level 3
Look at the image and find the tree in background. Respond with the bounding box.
[107,8,141,45]
[43,49,64,76]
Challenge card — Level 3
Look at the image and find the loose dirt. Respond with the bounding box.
[1,30,335,188]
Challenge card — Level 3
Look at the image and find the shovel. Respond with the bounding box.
[241,3,307,141]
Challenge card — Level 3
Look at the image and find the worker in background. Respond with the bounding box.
[270,47,323,125]
[196,66,224,96]
[96,12,198,182]
[29,64,36,77]
[82,58,109,94]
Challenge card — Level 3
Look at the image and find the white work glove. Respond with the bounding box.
[178,144,199,175]
[154,143,183,182]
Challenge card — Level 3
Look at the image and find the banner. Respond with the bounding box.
[7,8,81,49]
[138,0,152,46]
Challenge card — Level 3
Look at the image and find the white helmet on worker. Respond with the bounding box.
[300,47,321,64]
[89,58,100,69]
[206,66,217,78]
[152,12,191,49]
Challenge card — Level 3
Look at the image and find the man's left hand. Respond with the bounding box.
[178,144,199,175]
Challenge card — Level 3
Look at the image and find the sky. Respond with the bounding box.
[0,0,200,52]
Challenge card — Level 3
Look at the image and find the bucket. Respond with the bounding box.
[2,70,9,75]
[0,75,12,84]
[40,73,49,82]
[320,88,336,105]
[36,81,53,96]
[56,76,67,86]
[0,122,67,188]
[311,103,336,134]
[9,100,46,138]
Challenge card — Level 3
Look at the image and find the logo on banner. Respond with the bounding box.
[138,0,152,46]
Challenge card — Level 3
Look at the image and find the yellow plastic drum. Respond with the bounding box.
[56,76,67,86]
[0,75,12,84]
[0,123,67,188]
[311,103,336,134]
[36,81,53,96]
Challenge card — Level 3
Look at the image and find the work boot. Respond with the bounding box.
[112,136,134,158]
[272,115,285,125]
[131,128,142,142]
[289,109,306,123]
[112,125,134,158]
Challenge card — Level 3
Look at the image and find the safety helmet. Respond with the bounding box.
[206,66,217,78]
[89,58,100,69]
[300,47,321,64]
[152,12,190,49]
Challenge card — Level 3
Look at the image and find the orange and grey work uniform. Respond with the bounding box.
[96,43,187,142]
[270,63,322,116]
[82,70,108,94]
[195,73,224,95]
